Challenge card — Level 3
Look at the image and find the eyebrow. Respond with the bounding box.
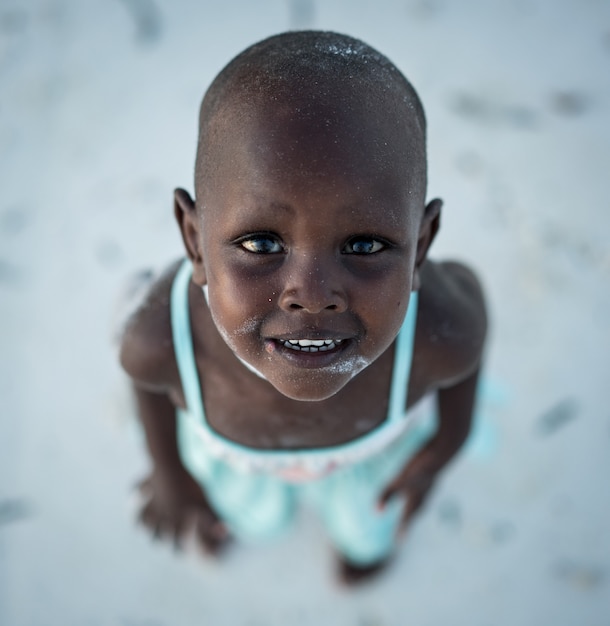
[244,198,406,224]
[246,201,295,217]
[268,202,294,215]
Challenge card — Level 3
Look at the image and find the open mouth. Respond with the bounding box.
[280,338,343,353]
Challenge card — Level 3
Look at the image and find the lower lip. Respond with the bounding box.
[264,339,352,369]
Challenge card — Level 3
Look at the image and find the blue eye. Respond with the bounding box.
[240,234,283,254]
[343,237,386,255]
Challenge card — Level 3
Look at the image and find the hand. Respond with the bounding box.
[378,443,442,534]
[136,465,229,555]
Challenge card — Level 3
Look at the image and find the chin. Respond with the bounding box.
[270,377,348,402]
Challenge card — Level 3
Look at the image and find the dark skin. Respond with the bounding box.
[120,82,487,584]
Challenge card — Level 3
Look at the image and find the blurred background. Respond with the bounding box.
[1,0,609,624]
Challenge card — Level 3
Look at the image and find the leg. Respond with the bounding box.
[337,556,393,586]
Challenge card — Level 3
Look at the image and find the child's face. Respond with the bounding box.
[191,94,427,401]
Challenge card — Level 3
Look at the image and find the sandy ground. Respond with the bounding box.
[1,1,609,624]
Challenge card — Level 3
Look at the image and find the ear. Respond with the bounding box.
[412,198,442,291]
[174,188,207,285]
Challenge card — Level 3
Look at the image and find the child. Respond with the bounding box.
[120,31,487,584]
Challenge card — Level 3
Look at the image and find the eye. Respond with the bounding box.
[343,236,386,255]
[238,233,283,254]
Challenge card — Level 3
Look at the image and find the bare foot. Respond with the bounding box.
[337,555,391,586]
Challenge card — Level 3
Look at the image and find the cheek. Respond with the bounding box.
[206,268,271,352]
[209,288,260,341]
[357,273,411,346]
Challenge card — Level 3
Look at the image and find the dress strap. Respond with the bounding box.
[387,291,419,423]
[170,258,204,421]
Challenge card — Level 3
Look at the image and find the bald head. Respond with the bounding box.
[194,31,427,209]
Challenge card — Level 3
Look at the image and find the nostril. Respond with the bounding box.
[289,303,303,310]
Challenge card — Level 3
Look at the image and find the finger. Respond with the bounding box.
[377,464,426,510]
[134,476,151,493]
[150,512,187,547]
[378,481,401,510]
[378,475,417,510]
[150,511,172,541]
[138,500,156,529]
[200,505,229,540]
[152,519,164,541]
[398,481,435,534]
[195,514,229,556]
[204,516,229,545]
[398,492,423,535]
[382,468,437,505]
[404,490,423,519]
[138,502,169,543]
[171,515,188,552]
[172,532,182,552]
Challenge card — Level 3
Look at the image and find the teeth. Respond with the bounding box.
[282,338,343,352]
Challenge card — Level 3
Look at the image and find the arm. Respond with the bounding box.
[118,270,228,552]
[133,384,182,472]
[130,383,229,553]
[379,261,487,527]
[378,365,481,526]
[429,363,480,471]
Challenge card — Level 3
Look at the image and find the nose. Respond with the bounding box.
[278,253,348,314]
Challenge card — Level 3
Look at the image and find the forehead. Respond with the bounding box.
[198,77,426,220]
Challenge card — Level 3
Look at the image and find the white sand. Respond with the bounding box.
[1,1,609,624]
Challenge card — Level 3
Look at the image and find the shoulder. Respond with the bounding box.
[416,259,488,386]
[119,260,183,390]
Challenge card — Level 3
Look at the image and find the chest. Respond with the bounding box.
[172,341,427,450]
[169,274,433,450]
